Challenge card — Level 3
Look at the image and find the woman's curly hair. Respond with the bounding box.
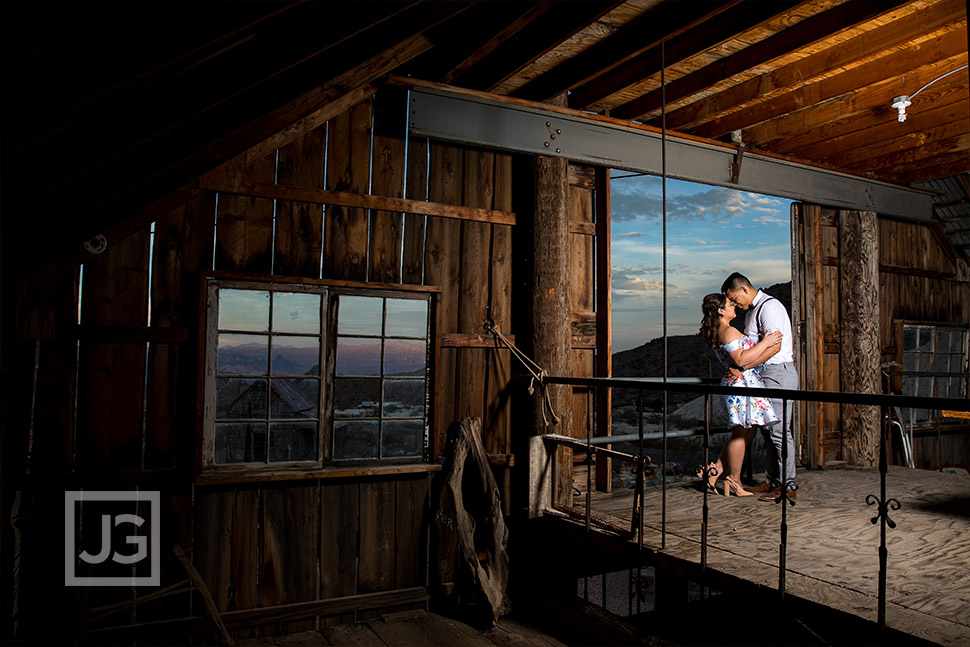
[699,293,726,349]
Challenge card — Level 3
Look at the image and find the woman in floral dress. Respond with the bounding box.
[699,293,781,496]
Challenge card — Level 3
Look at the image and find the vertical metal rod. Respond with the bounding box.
[878,405,889,631]
[655,39,667,599]
[701,394,710,574]
[779,399,789,597]
[586,388,593,537]
[638,390,645,553]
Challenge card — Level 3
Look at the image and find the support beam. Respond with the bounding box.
[404,83,934,220]
[839,210,880,468]
[530,110,573,515]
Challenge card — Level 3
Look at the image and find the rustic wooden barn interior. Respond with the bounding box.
[1,1,968,645]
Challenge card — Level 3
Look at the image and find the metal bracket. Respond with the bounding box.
[730,143,746,184]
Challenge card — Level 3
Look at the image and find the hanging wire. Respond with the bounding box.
[660,38,669,550]
[484,320,561,427]
[910,64,969,99]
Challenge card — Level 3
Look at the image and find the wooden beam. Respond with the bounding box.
[594,166,612,493]
[440,333,516,348]
[531,106,573,514]
[658,0,963,132]
[839,210,880,468]
[511,1,736,103]
[613,0,908,121]
[465,1,627,93]
[440,2,556,85]
[745,49,969,153]
[199,181,517,226]
[569,1,799,110]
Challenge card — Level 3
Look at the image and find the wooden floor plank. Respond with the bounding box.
[572,465,970,646]
[320,622,387,647]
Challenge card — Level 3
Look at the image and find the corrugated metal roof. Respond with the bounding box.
[915,172,970,264]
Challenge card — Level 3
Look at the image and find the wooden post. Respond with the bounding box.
[594,167,612,493]
[529,113,573,514]
[840,209,880,467]
[799,203,825,469]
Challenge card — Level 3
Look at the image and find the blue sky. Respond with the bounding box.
[611,174,793,352]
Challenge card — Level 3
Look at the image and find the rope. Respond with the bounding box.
[483,319,561,428]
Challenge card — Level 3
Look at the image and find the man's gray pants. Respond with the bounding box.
[759,362,798,486]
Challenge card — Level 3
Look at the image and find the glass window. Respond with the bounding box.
[203,278,432,471]
[899,324,968,428]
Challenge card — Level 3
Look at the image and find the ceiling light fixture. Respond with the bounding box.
[890,64,969,123]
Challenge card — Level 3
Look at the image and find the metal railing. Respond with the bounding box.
[540,375,970,632]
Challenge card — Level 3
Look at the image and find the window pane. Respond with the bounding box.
[273,292,321,334]
[218,334,268,375]
[384,380,425,417]
[937,330,951,354]
[918,354,932,373]
[272,335,320,376]
[902,328,917,352]
[902,352,917,371]
[919,329,933,352]
[381,420,424,458]
[385,339,427,376]
[334,378,380,417]
[336,337,381,376]
[338,296,383,335]
[270,378,319,418]
[333,420,379,459]
[219,290,270,332]
[216,378,267,419]
[385,298,428,338]
[215,422,266,463]
[269,421,317,462]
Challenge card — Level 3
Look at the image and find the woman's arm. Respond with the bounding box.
[727,331,782,369]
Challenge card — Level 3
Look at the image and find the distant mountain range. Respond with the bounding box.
[218,339,426,377]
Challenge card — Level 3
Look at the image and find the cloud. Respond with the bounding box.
[614,231,647,239]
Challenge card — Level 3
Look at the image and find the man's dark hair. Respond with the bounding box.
[721,272,753,294]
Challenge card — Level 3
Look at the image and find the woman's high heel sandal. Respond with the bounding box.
[722,476,753,497]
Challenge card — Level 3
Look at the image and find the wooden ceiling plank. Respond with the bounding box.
[440,1,558,85]
[657,0,965,132]
[795,89,969,163]
[691,22,968,139]
[510,1,737,103]
[612,0,908,121]
[744,51,970,152]
[856,134,970,176]
[458,1,627,92]
[874,152,970,184]
[569,0,801,111]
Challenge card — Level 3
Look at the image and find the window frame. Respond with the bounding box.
[198,272,440,478]
[894,320,970,429]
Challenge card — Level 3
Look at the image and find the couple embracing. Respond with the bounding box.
[699,272,798,501]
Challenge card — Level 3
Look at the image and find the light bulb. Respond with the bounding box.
[891,95,911,123]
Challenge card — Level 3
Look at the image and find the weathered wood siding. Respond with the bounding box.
[797,203,970,469]
[5,87,531,640]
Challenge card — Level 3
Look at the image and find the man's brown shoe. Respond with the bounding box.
[758,488,797,502]
[748,482,773,494]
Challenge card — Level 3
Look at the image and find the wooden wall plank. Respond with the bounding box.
[393,475,429,590]
[230,488,260,640]
[455,149,493,427]
[369,88,407,283]
[320,482,359,626]
[323,98,372,282]
[76,230,150,469]
[274,125,327,278]
[569,178,596,446]
[358,479,396,605]
[214,155,276,274]
[260,484,320,633]
[425,143,464,446]
[402,137,428,285]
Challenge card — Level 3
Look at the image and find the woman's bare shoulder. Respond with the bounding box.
[717,326,742,345]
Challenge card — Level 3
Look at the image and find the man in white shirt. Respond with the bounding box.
[721,272,798,502]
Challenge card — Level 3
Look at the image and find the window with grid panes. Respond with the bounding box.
[201,277,432,471]
[899,324,969,427]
